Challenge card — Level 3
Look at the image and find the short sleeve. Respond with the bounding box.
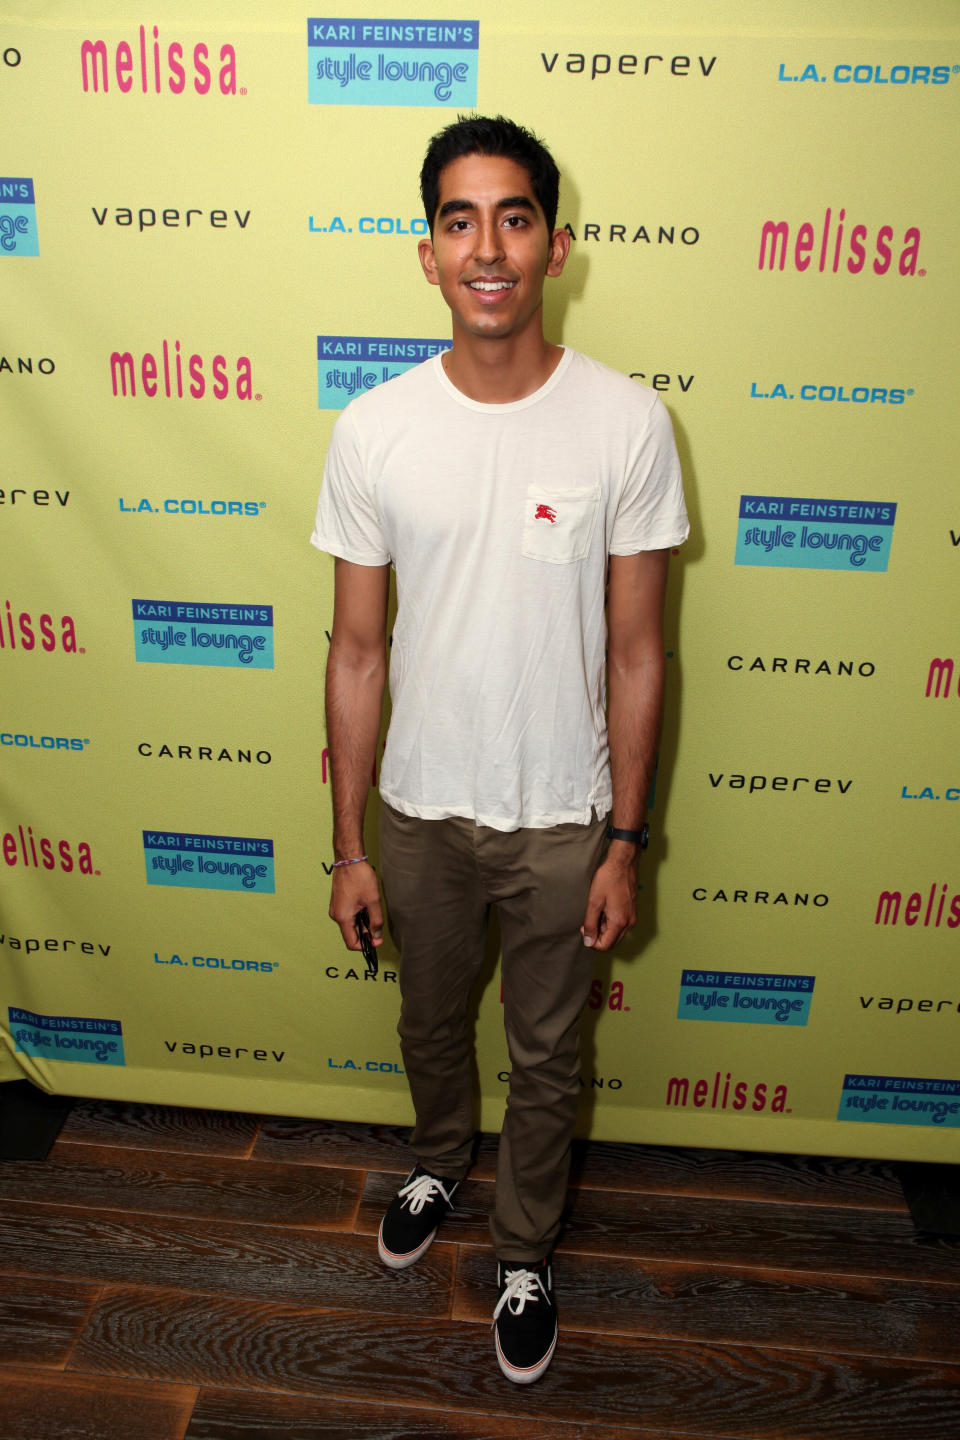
[310,405,391,565]
[609,395,690,554]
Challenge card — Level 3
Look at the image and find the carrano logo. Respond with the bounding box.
[736,495,896,572]
[838,1073,960,1128]
[11,1007,124,1065]
[307,18,478,106]
[678,970,814,1026]
[318,335,450,407]
[0,178,38,256]
[143,830,274,893]
[132,599,273,668]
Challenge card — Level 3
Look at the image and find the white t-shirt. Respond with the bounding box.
[312,347,689,830]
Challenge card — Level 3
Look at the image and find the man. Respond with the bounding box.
[312,115,688,1384]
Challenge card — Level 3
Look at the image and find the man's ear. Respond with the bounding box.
[545,226,571,278]
[418,236,439,285]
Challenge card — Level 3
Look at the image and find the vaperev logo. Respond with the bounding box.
[308,18,478,106]
[143,830,274,893]
[317,335,450,407]
[678,970,814,1026]
[0,178,38,256]
[838,1073,960,1127]
[11,1007,125,1065]
[736,495,896,572]
[132,599,273,667]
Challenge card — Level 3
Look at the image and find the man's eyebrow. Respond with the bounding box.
[436,194,538,220]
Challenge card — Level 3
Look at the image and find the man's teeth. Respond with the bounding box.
[469,280,514,291]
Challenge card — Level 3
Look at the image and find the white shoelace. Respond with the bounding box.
[398,1172,455,1214]
[492,1266,550,1323]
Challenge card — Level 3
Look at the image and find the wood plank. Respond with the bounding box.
[357,1174,960,1283]
[56,1100,261,1157]
[568,1141,907,1211]
[453,1245,960,1362]
[184,1384,704,1439]
[0,1203,453,1316]
[0,1274,99,1368]
[253,1118,500,1179]
[0,1145,362,1230]
[70,1285,960,1440]
[0,1366,196,1440]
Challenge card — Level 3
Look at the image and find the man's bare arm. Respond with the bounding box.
[581,548,669,951]
[325,556,390,950]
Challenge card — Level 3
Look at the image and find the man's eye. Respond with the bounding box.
[504,214,527,227]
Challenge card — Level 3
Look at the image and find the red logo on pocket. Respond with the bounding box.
[534,504,557,523]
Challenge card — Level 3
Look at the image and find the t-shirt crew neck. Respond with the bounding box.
[312,348,689,831]
[432,345,574,413]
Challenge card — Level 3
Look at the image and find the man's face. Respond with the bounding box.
[418,153,568,343]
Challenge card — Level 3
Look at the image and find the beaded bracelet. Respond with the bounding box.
[331,854,369,869]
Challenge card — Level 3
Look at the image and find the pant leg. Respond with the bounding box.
[479,817,608,1260]
[378,801,489,1179]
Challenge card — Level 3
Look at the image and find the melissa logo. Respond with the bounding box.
[143,830,274,893]
[10,1008,124,1066]
[307,17,478,106]
[736,495,897,571]
[838,1073,960,1128]
[80,25,240,95]
[0,177,38,256]
[317,335,450,408]
[758,208,922,275]
[132,599,273,669]
[678,970,814,1027]
[110,341,258,400]
[0,602,82,654]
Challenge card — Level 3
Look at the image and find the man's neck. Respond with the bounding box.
[441,330,564,405]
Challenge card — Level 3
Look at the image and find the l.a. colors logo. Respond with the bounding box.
[132,599,273,669]
[838,1073,960,1128]
[308,17,478,106]
[0,178,38,257]
[143,830,274,893]
[777,61,956,87]
[80,25,240,95]
[678,970,814,1027]
[736,495,897,572]
[758,208,922,276]
[11,1008,124,1066]
[317,335,450,407]
[110,341,258,400]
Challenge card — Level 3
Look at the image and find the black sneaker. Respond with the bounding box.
[377,1165,459,1270]
[492,1256,557,1384]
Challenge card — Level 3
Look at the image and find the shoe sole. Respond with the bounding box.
[377,1218,438,1270]
[495,1327,557,1385]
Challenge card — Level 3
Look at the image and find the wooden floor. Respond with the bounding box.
[0,1100,959,1440]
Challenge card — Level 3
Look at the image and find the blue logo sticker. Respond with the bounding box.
[317,334,451,408]
[143,830,275,893]
[132,599,273,668]
[10,1007,124,1065]
[838,1073,960,1127]
[736,495,897,571]
[0,177,39,256]
[308,17,478,106]
[678,970,814,1026]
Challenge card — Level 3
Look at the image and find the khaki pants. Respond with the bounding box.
[379,801,607,1261]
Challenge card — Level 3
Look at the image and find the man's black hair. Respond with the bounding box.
[420,114,560,234]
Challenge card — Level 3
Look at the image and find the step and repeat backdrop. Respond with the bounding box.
[2,0,958,1160]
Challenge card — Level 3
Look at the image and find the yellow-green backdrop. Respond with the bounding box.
[2,0,958,1161]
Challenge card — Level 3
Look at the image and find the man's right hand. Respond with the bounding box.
[329,860,384,951]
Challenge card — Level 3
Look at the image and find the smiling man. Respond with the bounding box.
[312,115,688,1384]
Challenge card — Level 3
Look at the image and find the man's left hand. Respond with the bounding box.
[580,848,639,951]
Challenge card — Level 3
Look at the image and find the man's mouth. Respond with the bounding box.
[467,279,516,292]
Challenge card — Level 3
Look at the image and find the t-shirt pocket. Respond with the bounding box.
[521,484,601,564]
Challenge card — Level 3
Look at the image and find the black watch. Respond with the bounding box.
[606,823,648,850]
